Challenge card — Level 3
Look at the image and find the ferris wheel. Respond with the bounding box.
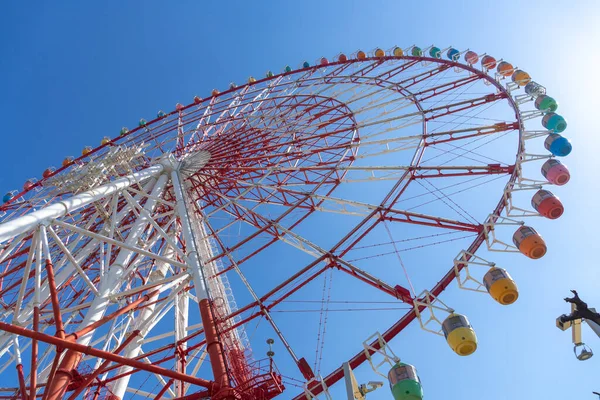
[0,44,571,400]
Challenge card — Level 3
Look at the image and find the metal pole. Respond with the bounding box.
[30,233,42,400]
[109,245,179,399]
[65,330,141,400]
[39,225,65,339]
[171,169,232,394]
[0,321,214,389]
[14,337,27,400]
[175,283,189,397]
[45,172,168,400]
[0,164,163,244]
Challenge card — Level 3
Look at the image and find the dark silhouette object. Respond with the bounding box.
[593,392,600,398]
[560,290,600,325]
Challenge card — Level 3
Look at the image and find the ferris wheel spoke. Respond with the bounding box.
[197,180,356,272]
[196,176,398,268]
[350,92,415,122]
[191,88,250,144]
[203,193,416,307]
[203,168,336,221]
[357,91,506,133]
[326,72,413,106]
[207,129,352,167]
[230,186,481,236]
[191,167,345,260]
[196,188,329,271]
[194,99,354,163]
[423,121,518,146]
[188,99,216,144]
[331,60,449,97]
[419,127,515,167]
[413,73,481,102]
[265,224,401,298]
[194,89,330,149]
[398,63,453,91]
[197,211,309,375]
[208,244,405,349]
[202,170,506,220]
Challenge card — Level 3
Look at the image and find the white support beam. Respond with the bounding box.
[109,244,181,399]
[171,170,209,301]
[52,219,188,271]
[47,227,100,296]
[175,287,189,396]
[0,164,164,244]
[75,172,169,347]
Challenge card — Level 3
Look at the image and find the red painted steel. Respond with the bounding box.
[64,330,140,400]
[291,57,524,399]
[30,306,39,400]
[0,322,215,389]
[199,299,233,398]
[0,54,524,399]
[44,259,65,339]
[17,364,27,400]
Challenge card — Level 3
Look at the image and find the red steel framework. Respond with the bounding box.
[0,51,526,399]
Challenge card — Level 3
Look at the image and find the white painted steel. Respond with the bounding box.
[175,276,190,396]
[171,170,209,301]
[75,172,168,347]
[109,244,177,399]
[9,177,159,329]
[0,164,164,244]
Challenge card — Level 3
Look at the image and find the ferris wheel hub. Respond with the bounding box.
[157,153,182,172]
[179,150,211,176]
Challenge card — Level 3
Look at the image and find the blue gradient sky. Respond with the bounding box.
[1,1,599,399]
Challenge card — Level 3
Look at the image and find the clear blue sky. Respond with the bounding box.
[1,1,599,399]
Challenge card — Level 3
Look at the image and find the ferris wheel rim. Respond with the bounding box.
[0,49,538,399]
[1,54,524,206]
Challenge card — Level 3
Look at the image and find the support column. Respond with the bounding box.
[44,172,169,400]
[30,232,42,400]
[171,170,232,395]
[0,164,164,244]
[0,176,163,383]
[109,245,178,400]
[0,174,160,361]
[13,337,27,400]
[175,280,190,397]
[40,225,65,339]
